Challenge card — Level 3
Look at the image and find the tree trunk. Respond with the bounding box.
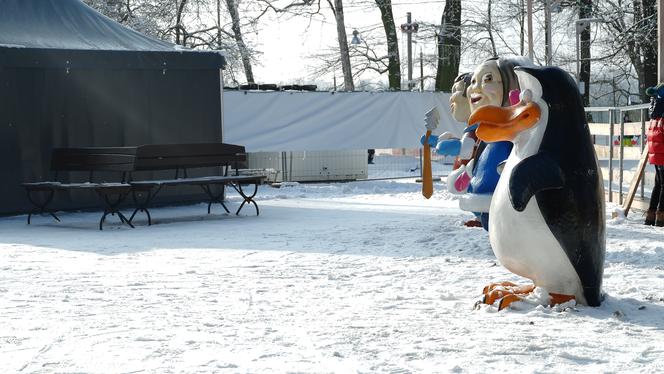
[579,0,592,106]
[226,0,255,84]
[375,0,401,90]
[330,0,354,91]
[640,0,658,102]
[175,0,187,46]
[519,0,525,56]
[487,0,497,57]
[434,0,461,91]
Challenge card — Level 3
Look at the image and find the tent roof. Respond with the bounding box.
[0,0,225,69]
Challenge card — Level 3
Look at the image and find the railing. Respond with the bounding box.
[404,104,652,209]
[585,104,650,206]
[245,104,653,210]
[368,104,653,203]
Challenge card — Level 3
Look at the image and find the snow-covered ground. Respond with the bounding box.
[1,179,664,373]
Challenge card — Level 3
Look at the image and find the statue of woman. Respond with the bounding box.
[425,56,532,230]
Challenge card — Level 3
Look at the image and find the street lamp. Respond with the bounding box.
[350,29,361,46]
[348,30,361,90]
[575,17,604,94]
[411,40,424,91]
[401,12,419,90]
[544,0,563,65]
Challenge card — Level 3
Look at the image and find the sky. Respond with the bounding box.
[2,159,664,372]
[237,1,617,101]
[249,1,447,88]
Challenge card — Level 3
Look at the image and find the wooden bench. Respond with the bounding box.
[22,143,266,229]
[22,147,137,230]
[127,143,266,225]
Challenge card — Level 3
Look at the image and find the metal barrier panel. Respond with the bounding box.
[585,104,652,208]
[242,103,655,212]
[246,148,454,182]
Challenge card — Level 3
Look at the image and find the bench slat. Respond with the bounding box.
[51,150,136,172]
[134,143,247,170]
[130,175,266,187]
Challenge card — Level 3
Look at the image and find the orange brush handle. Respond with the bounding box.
[422,130,433,199]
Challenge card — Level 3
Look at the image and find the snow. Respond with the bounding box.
[1,178,664,373]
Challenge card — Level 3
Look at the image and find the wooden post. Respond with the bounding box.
[621,148,650,217]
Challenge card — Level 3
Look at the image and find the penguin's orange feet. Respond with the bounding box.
[482,281,518,294]
[481,283,535,307]
[498,294,523,311]
[549,292,575,306]
[483,288,510,305]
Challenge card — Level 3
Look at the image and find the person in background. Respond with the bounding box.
[368,149,376,164]
[645,84,664,226]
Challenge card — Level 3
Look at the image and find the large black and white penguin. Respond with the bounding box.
[467,66,606,308]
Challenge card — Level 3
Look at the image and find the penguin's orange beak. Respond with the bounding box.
[467,102,541,142]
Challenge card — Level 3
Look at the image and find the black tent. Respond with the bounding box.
[0,0,226,215]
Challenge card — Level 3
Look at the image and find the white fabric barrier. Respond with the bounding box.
[223,91,464,152]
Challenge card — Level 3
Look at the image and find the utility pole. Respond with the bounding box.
[575,18,603,101]
[420,48,424,91]
[217,0,222,49]
[217,0,224,143]
[527,0,533,60]
[401,12,419,90]
[544,0,552,65]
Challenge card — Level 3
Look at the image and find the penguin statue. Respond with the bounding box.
[468,66,606,309]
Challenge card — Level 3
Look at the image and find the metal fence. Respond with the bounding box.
[245,104,654,209]
[585,104,651,205]
[245,148,455,183]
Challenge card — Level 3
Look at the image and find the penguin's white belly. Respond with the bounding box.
[489,159,586,304]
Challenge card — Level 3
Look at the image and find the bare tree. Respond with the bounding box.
[461,1,502,63]
[435,0,461,91]
[595,0,657,102]
[486,0,498,57]
[254,0,356,89]
[518,0,525,56]
[225,0,255,84]
[374,0,401,90]
[261,0,402,90]
[83,0,163,37]
[329,0,354,90]
[578,0,592,106]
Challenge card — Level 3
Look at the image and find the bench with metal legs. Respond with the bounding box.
[200,184,230,214]
[96,185,134,230]
[22,143,267,229]
[127,175,266,225]
[23,184,61,224]
[229,179,261,215]
[23,183,135,230]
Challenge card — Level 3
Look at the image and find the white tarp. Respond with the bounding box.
[223,91,463,152]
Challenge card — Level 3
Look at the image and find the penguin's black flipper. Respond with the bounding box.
[509,152,565,211]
